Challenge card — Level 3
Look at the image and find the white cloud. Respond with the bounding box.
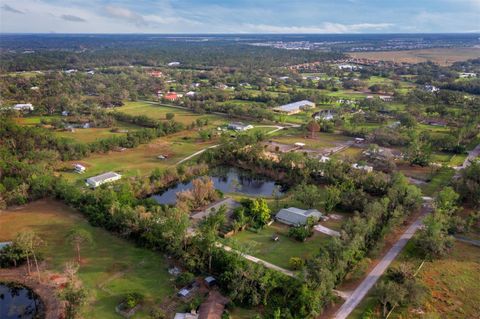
[103,5,147,26]
[61,14,86,22]
[1,4,24,14]
[241,22,394,33]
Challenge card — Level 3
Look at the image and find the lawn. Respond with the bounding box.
[270,131,352,150]
[0,199,174,319]
[54,122,142,143]
[62,129,220,183]
[226,222,331,270]
[116,101,226,126]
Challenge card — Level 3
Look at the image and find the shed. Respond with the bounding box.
[85,172,122,188]
[275,207,323,226]
[204,276,217,287]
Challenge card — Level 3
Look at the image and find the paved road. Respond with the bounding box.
[454,235,480,247]
[333,204,431,319]
[453,143,480,175]
[461,143,480,169]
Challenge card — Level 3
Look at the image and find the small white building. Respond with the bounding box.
[185,91,196,97]
[319,156,330,163]
[294,142,306,148]
[73,164,86,174]
[424,85,439,93]
[12,103,34,111]
[459,72,477,78]
[85,172,122,188]
[64,69,77,74]
[227,122,253,131]
[167,61,181,66]
[352,163,373,173]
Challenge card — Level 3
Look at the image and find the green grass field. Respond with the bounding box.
[269,130,352,150]
[0,199,174,319]
[116,101,226,126]
[55,122,142,143]
[62,129,220,183]
[226,222,331,270]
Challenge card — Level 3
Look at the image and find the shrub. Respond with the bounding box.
[176,272,195,286]
[289,257,304,270]
[124,292,144,309]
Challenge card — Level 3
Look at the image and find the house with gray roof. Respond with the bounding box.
[273,100,315,115]
[275,207,323,226]
[85,172,122,188]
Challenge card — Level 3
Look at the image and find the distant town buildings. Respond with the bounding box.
[273,100,315,115]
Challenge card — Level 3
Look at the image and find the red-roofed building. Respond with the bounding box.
[164,92,179,101]
[148,70,163,78]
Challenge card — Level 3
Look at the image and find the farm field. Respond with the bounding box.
[116,101,226,126]
[226,222,331,270]
[0,199,174,319]
[349,48,480,66]
[62,129,220,182]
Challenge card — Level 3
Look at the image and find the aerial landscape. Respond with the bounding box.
[0,1,479,319]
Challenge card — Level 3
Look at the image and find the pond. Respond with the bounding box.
[0,282,45,319]
[152,167,286,205]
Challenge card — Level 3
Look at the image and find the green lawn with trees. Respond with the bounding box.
[0,199,174,319]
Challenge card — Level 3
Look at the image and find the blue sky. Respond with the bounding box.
[1,0,479,33]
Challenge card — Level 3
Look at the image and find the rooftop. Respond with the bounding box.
[86,172,121,184]
[274,100,315,113]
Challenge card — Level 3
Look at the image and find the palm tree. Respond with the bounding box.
[66,228,93,263]
[15,231,43,282]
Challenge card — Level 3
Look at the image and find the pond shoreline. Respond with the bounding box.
[150,166,288,205]
[0,264,65,319]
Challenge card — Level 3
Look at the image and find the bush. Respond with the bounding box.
[289,257,304,270]
[124,292,144,309]
[288,226,312,242]
[176,272,195,286]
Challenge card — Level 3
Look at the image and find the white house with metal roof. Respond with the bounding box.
[85,172,122,188]
[275,207,323,226]
[273,100,315,115]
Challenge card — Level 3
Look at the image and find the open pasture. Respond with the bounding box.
[349,48,480,66]
[116,101,226,126]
